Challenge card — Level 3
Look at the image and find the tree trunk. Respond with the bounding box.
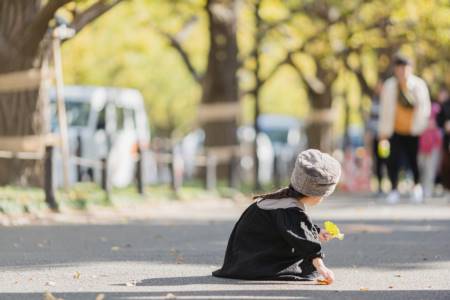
[304,63,337,153]
[306,90,335,153]
[201,0,239,176]
[0,0,48,186]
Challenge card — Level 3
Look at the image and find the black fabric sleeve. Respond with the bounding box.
[274,208,323,260]
[314,224,321,233]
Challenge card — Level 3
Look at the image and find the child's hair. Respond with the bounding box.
[253,185,306,201]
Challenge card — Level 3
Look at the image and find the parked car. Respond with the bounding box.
[50,85,151,188]
[239,114,306,184]
[259,114,306,180]
[134,112,305,186]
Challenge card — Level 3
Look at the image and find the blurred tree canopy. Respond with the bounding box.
[61,0,450,141]
[62,0,206,137]
[0,0,447,186]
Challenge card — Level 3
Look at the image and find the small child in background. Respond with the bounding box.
[419,102,442,199]
[213,149,341,283]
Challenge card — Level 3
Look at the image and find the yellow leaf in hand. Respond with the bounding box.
[324,221,344,240]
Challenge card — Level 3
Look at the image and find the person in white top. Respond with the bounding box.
[378,55,431,204]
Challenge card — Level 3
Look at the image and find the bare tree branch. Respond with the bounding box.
[253,32,319,88]
[259,55,289,87]
[240,52,294,98]
[242,0,380,98]
[260,0,370,40]
[343,55,373,97]
[70,0,124,34]
[150,19,203,84]
[167,32,203,83]
[288,57,326,95]
[339,17,392,96]
[239,0,362,69]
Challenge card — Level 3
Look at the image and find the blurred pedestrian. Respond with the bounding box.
[418,102,442,198]
[366,81,388,196]
[378,54,431,204]
[437,87,450,192]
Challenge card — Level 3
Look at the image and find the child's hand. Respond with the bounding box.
[313,258,335,285]
[317,265,335,285]
[318,230,332,242]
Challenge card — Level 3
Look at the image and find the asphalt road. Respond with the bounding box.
[1,195,450,300]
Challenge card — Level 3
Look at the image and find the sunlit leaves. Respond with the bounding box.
[60,0,449,135]
[62,0,204,137]
[259,0,289,22]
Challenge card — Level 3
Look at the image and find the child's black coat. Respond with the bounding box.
[213,198,323,281]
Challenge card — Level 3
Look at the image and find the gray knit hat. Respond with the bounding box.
[290,149,341,197]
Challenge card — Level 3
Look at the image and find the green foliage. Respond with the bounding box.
[249,0,449,131]
[62,0,206,137]
[61,0,450,136]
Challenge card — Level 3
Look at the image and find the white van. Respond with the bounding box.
[50,85,151,188]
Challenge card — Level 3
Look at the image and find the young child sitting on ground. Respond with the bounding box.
[213,149,341,283]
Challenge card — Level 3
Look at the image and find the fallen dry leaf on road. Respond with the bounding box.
[360,287,369,291]
[73,271,81,279]
[95,294,105,300]
[165,293,177,299]
[317,279,330,285]
[170,248,184,264]
[43,291,64,300]
[175,255,184,264]
[43,292,55,300]
[125,280,137,287]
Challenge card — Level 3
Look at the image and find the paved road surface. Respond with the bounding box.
[1,195,450,299]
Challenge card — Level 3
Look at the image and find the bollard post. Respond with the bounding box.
[136,146,144,195]
[101,157,111,199]
[44,146,58,211]
[205,153,217,190]
[76,135,82,182]
[228,153,240,189]
[273,153,281,188]
[170,146,182,193]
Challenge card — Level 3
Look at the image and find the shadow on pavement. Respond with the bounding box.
[128,275,293,286]
[1,289,450,300]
